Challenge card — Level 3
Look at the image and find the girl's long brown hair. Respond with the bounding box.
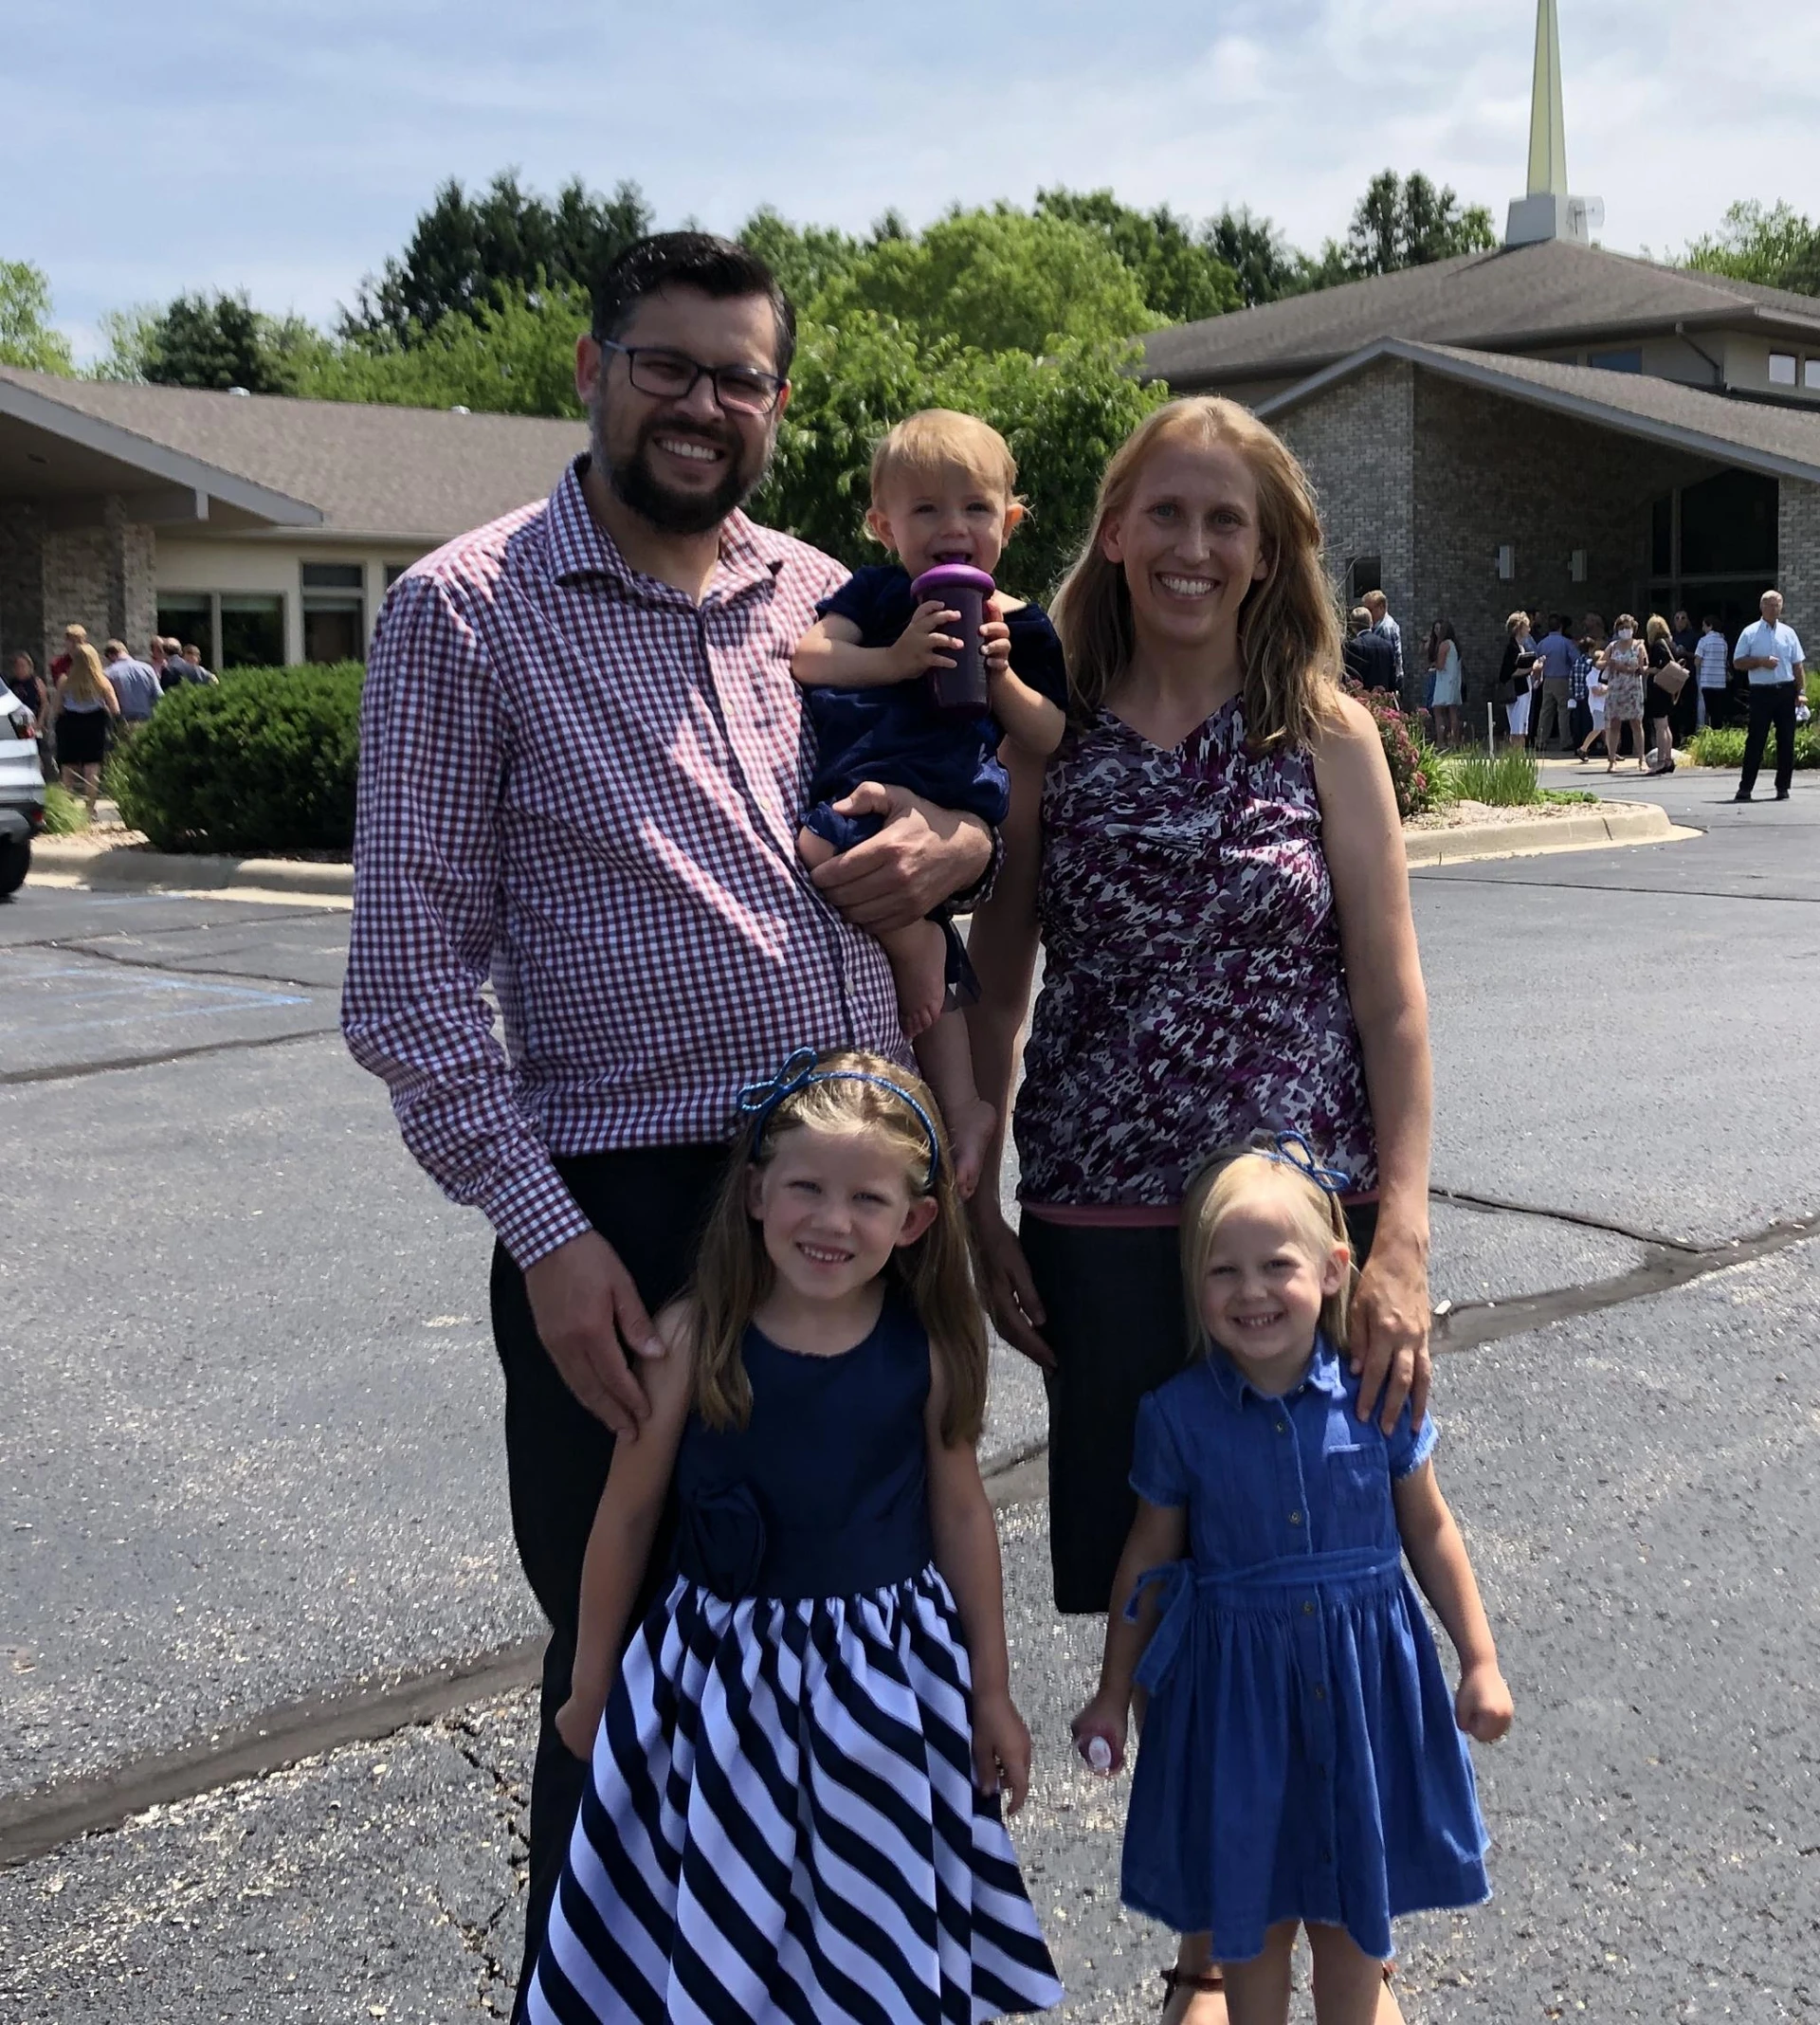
[689,1049,989,1446]
[1049,395,1345,751]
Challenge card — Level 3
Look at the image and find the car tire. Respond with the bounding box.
[0,837,29,897]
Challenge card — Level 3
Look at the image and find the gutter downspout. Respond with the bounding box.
[1674,321,1725,390]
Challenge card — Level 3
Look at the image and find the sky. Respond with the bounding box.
[9,0,1817,362]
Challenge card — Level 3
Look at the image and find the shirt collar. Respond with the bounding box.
[543,455,785,603]
[1206,1334,1345,1408]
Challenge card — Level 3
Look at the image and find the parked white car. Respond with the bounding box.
[0,678,46,896]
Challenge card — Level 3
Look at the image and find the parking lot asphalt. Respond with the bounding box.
[3,769,1817,2017]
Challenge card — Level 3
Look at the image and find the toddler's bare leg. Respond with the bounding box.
[1306,1925,1402,2025]
[1216,1924,1296,2025]
[912,1012,995,1197]
[799,825,949,1039]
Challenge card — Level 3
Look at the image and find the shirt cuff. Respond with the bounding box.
[484,1158,595,1272]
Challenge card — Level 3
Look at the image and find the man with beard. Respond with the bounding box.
[342,233,992,2012]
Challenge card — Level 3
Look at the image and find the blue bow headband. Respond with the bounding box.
[1255,1130,1352,1197]
[737,1047,942,1193]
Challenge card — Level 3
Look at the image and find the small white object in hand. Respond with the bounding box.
[1085,1736,1112,1772]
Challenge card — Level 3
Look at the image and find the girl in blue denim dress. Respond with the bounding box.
[1072,1138,1512,2023]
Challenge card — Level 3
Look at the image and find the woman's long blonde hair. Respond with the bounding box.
[1049,395,1345,751]
[63,643,108,707]
[1179,1140,1355,1356]
[689,1049,989,1445]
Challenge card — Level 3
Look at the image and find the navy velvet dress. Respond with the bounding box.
[802,565,1069,851]
[529,1298,1064,2024]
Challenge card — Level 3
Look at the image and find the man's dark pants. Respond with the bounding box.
[490,1144,726,2016]
[1738,682,1800,798]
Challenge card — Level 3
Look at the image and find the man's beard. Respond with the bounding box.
[597,409,769,537]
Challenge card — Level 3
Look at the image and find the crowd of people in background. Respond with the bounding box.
[7,626,216,808]
[1349,593,1809,799]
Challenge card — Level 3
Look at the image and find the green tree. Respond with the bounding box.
[738,208,866,313]
[345,171,650,339]
[1684,200,1820,296]
[810,205,1160,356]
[1341,170,1495,278]
[1034,189,1242,324]
[761,313,1166,599]
[0,260,75,373]
[1204,208,1304,308]
[134,292,325,393]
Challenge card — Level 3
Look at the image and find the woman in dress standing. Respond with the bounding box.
[1600,615,1648,774]
[1497,611,1535,746]
[51,642,120,812]
[966,396,1433,2025]
[1426,619,1464,747]
[1643,613,1685,775]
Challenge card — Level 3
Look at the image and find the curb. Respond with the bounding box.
[34,800,1678,893]
[1403,800,1679,867]
[31,839,355,897]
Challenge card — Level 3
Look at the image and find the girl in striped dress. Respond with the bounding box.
[529,1048,1064,2025]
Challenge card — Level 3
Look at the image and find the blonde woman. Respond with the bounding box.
[53,642,120,810]
[1643,613,1684,775]
[965,397,1430,2025]
[1601,614,1648,773]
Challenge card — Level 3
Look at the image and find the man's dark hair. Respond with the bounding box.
[591,231,795,380]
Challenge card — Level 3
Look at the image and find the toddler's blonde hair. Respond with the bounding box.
[869,409,1019,509]
[1179,1141,1355,1357]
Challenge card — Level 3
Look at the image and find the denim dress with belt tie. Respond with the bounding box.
[1120,1341,1490,1962]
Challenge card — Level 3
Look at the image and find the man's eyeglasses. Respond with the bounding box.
[598,339,785,416]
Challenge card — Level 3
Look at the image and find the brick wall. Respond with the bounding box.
[42,525,115,661]
[1777,478,1820,641]
[105,497,158,653]
[0,504,46,675]
[1273,358,1416,699]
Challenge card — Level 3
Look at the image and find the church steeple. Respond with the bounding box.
[1504,0,1602,247]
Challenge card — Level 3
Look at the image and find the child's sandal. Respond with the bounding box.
[1159,1963,1224,2008]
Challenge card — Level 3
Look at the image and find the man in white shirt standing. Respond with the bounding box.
[1731,589,1806,802]
[1693,615,1731,729]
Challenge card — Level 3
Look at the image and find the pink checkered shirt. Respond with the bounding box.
[341,459,903,1269]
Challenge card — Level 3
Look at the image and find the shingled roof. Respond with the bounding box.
[0,365,587,539]
[1256,338,1820,484]
[1143,237,1820,390]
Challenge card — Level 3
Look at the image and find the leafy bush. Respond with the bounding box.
[1442,747,1544,807]
[40,783,88,833]
[1685,721,1820,770]
[113,663,362,853]
[1343,680,1441,820]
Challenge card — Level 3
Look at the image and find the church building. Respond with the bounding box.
[1144,0,1820,711]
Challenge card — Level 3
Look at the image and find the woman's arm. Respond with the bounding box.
[1392,1462,1513,1742]
[924,1368,1031,1811]
[1070,1498,1189,1772]
[555,1304,696,1757]
[962,741,1050,1365]
[1313,693,1434,1432]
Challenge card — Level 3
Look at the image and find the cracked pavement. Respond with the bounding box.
[3,769,1817,2018]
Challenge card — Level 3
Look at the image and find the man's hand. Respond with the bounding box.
[1348,1229,1432,1432]
[810,784,992,934]
[523,1230,664,1437]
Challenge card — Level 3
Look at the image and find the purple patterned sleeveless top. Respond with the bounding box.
[1013,698,1377,1207]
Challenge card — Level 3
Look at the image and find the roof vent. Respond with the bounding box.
[227,385,251,396]
[448,404,471,414]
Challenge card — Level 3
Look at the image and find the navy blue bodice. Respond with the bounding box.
[672,1297,934,1602]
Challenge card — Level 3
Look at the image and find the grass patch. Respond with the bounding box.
[1440,747,1543,807]
[1541,788,1599,805]
[1684,721,1820,770]
[40,783,89,834]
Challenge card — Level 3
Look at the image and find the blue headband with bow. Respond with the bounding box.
[737,1047,942,1193]
[1257,1130,1353,1197]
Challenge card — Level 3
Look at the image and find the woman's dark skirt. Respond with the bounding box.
[55,709,108,768]
[1022,1201,1378,1615]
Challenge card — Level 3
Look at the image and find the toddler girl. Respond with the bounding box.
[1072,1137,1512,2025]
[792,410,1069,1192]
[530,1047,1064,2025]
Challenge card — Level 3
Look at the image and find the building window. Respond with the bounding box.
[220,594,285,669]
[156,593,212,663]
[1679,469,1777,578]
[300,562,367,666]
[384,562,410,587]
[1806,358,1820,391]
[1588,348,1643,374]
[1769,352,1797,386]
[1347,555,1382,602]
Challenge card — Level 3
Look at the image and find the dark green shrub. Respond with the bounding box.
[1685,721,1819,770]
[113,663,363,853]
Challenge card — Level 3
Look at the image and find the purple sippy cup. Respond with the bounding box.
[909,563,995,716]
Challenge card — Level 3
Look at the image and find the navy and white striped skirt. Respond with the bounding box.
[529,1567,1064,2024]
